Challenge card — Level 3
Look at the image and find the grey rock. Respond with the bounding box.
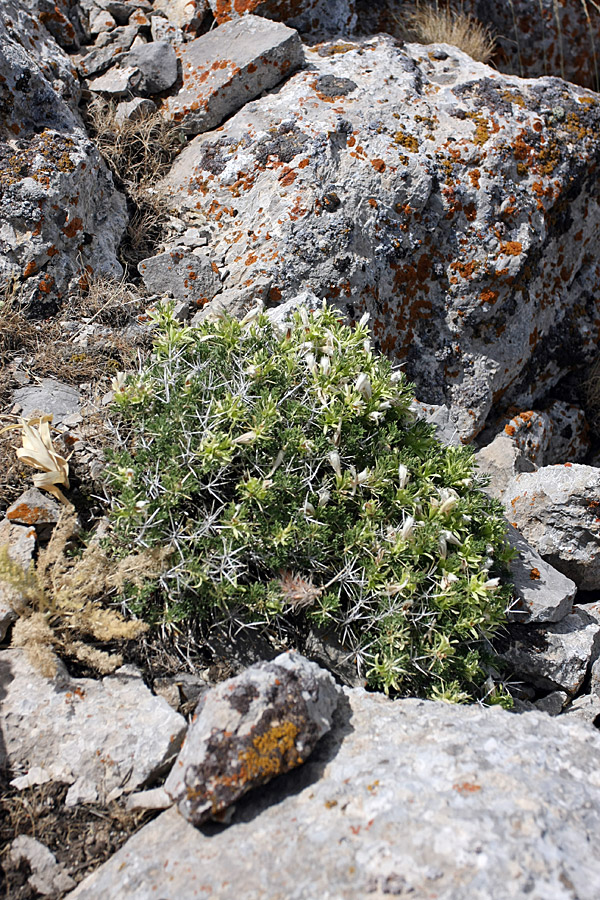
[503,464,600,590]
[207,0,356,41]
[164,36,600,441]
[502,608,600,694]
[150,14,183,44]
[13,378,80,426]
[505,524,576,624]
[592,656,600,698]
[543,400,590,464]
[89,7,116,33]
[0,0,128,310]
[78,25,138,77]
[28,0,85,50]
[138,248,221,304]
[68,689,600,900]
[6,488,62,528]
[120,40,178,95]
[163,650,340,825]
[163,14,304,135]
[152,0,207,37]
[115,96,156,124]
[10,835,76,896]
[89,64,144,96]
[411,399,461,446]
[533,690,568,716]
[0,650,187,806]
[562,693,600,728]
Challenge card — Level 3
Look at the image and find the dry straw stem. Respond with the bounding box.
[0,509,169,677]
[401,2,497,63]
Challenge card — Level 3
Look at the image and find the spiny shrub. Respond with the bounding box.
[106,302,514,702]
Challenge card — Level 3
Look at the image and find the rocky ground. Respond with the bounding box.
[2,0,600,896]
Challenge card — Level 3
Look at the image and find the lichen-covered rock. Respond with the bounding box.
[138,248,222,304]
[543,401,590,463]
[502,608,600,693]
[504,464,600,589]
[67,689,600,900]
[207,0,356,41]
[0,650,187,806]
[164,36,600,439]
[505,524,576,624]
[153,0,208,37]
[0,0,128,311]
[162,14,305,135]
[163,650,340,825]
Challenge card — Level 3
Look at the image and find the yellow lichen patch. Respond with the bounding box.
[238,721,300,782]
[394,129,419,153]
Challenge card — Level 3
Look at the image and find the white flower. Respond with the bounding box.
[303,500,316,517]
[400,515,415,541]
[320,355,331,375]
[318,487,331,507]
[438,488,459,516]
[359,310,371,328]
[482,577,501,591]
[398,464,409,489]
[305,352,317,373]
[111,371,128,393]
[240,301,264,328]
[328,450,342,476]
[355,372,372,400]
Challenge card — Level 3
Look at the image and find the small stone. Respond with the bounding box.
[163,651,340,825]
[115,96,157,124]
[562,694,600,728]
[78,25,138,76]
[138,249,221,304]
[505,524,576,624]
[153,0,208,36]
[163,14,304,134]
[90,9,117,34]
[10,835,75,896]
[6,489,62,528]
[150,14,184,43]
[89,64,144,97]
[13,378,80,427]
[534,690,568,716]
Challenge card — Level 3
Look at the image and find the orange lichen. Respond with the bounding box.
[238,721,300,782]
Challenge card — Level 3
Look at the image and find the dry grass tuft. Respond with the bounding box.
[0,509,171,678]
[85,99,182,272]
[401,2,496,63]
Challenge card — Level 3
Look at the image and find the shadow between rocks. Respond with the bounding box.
[199,691,355,834]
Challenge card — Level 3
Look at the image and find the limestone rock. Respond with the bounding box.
[0,0,128,311]
[501,608,600,693]
[533,690,568,716]
[562,693,600,728]
[162,15,305,135]
[68,689,600,899]
[13,378,80,425]
[89,63,144,96]
[207,0,357,40]
[119,40,178,94]
[77,25,138,77]
[164,36,600,439]
[138,248,221,304]
[152,0,208,37]
[505,524,577,624]
[543,401,590,464]
[163,650,340,825]
[6,488,62,528]
[504,464,600,590]
[9,835,76,896]
[115,96,157,124]
[0,650,187,806]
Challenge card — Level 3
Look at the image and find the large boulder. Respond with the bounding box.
[164,36,600,440]
[68,688,600,899]
[0,0,128,312]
